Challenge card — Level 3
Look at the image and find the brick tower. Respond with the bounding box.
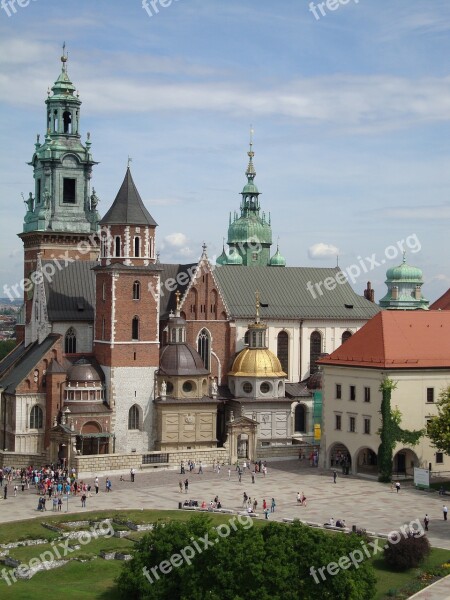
[93,167,162,453]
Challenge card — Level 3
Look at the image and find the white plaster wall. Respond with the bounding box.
[52,322,93,353]
[321,365,450,472]
[14,394,46,453]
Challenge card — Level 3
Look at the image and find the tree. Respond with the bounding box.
[427,386,450,456]
[116,514,376,600]
[384,533,430,571]
[378,378,425,483]
[0,340,16,361]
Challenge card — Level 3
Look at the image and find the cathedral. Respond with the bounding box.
[0,52,381,473]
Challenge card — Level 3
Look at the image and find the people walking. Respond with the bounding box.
[333,470,337,484]
[424,514,430,531]
[251,471,255,484]
[130,468,135,482]
[271,498,276,513]
[395,481,401,493]
[443,505,448,521]
[228,468,231,480]
[81,493,87,508]
[184,479,189,494]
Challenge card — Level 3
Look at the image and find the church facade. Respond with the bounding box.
[0,52,381,471]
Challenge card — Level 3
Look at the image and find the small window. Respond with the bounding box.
[63,178,76,203]
[436,452,444,464]
[36,179,41,205]
[132,316,139,340]
[350,386,356,401]
[182,381,194,393]
[364,387,371,403]
[426,388,434,403]
[342,331,352,344]
[133,281,140,300]
[243,382,253,394]
[364,418,371,434]
[335,415,341,430]
[128,405,140,430]
[134,237,140,257]
[260,382,271,394]
[336,384,342,399]
[349,416,356,432]
[30,405,43,429]
[115,236,121,257]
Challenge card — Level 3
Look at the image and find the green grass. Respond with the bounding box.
[0,510,449,599]
[373,547,450,599]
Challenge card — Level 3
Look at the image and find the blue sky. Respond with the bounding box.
[0,0,449,303]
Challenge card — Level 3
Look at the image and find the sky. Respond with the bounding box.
[0,0,449,304]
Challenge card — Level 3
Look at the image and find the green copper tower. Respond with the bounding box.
[22,45,99,234]
[218,132,278,267]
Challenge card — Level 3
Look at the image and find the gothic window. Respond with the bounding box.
[294,404,306,433]
[63,178,76,204]
[30,405,43,429]
[115,236,121,257]
[310,331,322,374]
[132,317,139,341]
[133,281,140,300]
[342,331,352,344]
[277,331,289,375]
[197,329,211,370]
[134,237,140,257]
[128,405,140,430]
[65,327,77,354]
[63,111,72,134]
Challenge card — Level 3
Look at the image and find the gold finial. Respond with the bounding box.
[255,290,260,324]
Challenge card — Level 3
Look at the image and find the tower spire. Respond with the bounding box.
[246,125,256,180]
[61,42,68,73]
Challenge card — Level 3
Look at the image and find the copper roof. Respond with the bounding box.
[319,311,450,369]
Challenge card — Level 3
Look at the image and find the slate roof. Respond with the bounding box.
[158,263,197,319]
[0,342,26,380]
[319,311,450,369]
[0,335,60,394]
[43,260,96,322]
[100,168,157,226]
[211,265,381,320]
[285,382,311,398]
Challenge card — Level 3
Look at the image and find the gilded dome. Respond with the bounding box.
[228,348,286,377]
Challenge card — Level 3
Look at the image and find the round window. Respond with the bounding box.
[182,381,194,393]
[243,382,253,394]
[260,382,271,394]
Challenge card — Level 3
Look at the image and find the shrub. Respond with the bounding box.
[384,534,430,571]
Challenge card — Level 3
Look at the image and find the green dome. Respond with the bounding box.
[242,181,259,195]
[386,259,423,281]
[226,249,243,265]
[216,248,229,266]
[228,215,272,245]
[269,247,286,266]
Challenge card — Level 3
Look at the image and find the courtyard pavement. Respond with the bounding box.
[0,460,448,597]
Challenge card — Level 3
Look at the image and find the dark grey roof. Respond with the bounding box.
[0,335,60,394]
[100,168,157,226]
[46,359,66,374]
[64,402,112,414]
[158,263,197,319]
[212,265,381,320]
[44,260,96,322]
[285,382,311,398]
[159,343,208,376]
[0,342,26,380]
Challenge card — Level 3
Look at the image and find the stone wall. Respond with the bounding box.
[256,444,300,459]
[0,451,46,469]
[73,447,229,477]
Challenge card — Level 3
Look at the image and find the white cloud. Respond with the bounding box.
[308,243,339,260]
[164,233,189,247]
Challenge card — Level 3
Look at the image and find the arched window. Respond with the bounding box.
[63,111,72,134]
[65,327,77,354]
[197,329,211,370]
[115,236,121,257]
[133,281,140,300]
[294,404,306,433]
[128,405,140,430]
[30,405,43,429]
[132,317,139,340]
[277,331,289,375]
[342,331,352,344]
[134,237,140,257]
[244,330,250,345]
[310,331,322,374]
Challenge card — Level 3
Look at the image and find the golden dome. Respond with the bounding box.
[229,348,286,377]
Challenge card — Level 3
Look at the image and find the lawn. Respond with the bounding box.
[0,509,448,599]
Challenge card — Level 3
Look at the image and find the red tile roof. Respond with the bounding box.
[430,288,450,311]
[319,310,450,369]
